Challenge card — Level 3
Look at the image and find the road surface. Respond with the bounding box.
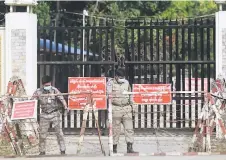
[23,135,191,156]
[1,133,225,160]
[1,156,226,160]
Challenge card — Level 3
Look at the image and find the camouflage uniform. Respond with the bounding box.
[32,87,67,154]
[107,78,136,153]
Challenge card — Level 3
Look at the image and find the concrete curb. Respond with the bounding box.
[3,152,226,158]
[120,152,226,156]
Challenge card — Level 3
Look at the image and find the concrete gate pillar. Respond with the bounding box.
[216,8,226,139]
[4,0,37,96]
[216,11,226,78]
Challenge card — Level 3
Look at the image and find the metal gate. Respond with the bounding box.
[37,18,215,132]
[124,18,215,129]
[37,23,116,133]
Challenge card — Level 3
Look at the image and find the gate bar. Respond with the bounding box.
[125,60,215,64]
[37,61,117,65]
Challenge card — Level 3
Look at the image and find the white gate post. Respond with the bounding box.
[215,11,226,78]
[4,0,37,96]
[0,27,5,95]
[215,6,226,138]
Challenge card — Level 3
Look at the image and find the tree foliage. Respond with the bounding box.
[85,1,217,20]
[33,2,51,26]
[33,1,218,27]
[160,1,217,19]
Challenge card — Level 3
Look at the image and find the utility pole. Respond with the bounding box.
[82,9,88,77]
[54,1,60,43]
[53,1,60,85]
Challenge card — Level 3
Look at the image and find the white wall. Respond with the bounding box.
[216,11,226,78]
[5,12,37,96]
[215,11,226,139]
[0,27,5,95]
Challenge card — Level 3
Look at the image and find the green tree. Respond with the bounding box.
[160,1,217,19]
[33,2,51,26]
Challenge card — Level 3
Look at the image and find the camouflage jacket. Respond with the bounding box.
[107,78,133,106]
[31,87,67,113]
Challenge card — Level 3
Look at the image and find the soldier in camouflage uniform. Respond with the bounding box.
[31,75,69,155]
[107,68,137,153]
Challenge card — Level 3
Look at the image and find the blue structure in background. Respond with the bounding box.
[39,39,93,56]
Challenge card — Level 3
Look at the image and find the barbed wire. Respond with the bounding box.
[0,88,225,156]
[2,77,225,156]
[0,106,216,129]
[64,11,215,23]
[0,90,207,98]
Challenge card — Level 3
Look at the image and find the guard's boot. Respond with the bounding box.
[101,127,105,136]
[113,144,117,153]
[127,143,138,153]
[61,151,66,155]
[39,152,45,155]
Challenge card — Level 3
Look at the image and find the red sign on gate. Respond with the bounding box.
[11,100,38,120]
[68,77,107,110]
[132,84,172,104]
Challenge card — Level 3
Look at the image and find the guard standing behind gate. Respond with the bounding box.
[107,68,137,154]
[31,75,69,155]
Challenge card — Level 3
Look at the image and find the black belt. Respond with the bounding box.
[43,109,58,114]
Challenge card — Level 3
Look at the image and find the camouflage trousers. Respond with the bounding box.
[39,111,66,153]
[112,105,134,145]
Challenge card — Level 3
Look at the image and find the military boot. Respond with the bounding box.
[61,151,66,155]
[127,143,138,153]
[113,144,117,153]
[39,152,45,155]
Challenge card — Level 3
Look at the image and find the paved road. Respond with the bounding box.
[1,133,224,160]
[1,156,226,160]
[23,135,191,156]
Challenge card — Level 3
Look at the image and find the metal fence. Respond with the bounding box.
[124,18,215,129]
[37,17,215,132]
